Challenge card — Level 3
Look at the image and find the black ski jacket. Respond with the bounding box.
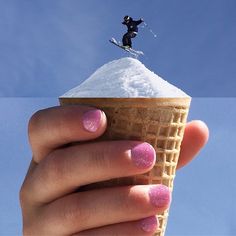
[122,18,143,33]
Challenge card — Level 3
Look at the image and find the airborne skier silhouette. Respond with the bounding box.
[110,15,157,57]
[122,15,144,49]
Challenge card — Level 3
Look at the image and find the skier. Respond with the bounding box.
[122,15,144,49]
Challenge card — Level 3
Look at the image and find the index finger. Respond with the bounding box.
[28,106,107,163]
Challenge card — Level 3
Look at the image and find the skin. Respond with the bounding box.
[20,105,209,236]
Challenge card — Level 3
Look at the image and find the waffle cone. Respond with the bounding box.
[59,97,191,236]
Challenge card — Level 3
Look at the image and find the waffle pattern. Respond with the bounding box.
[60,98,190,236]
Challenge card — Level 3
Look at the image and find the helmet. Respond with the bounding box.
[124,15,130,22]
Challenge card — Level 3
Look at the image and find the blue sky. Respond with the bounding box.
[0,98,235,235]
[0,0,235,96]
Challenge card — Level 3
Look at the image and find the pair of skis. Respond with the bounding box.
[109,38,144,58]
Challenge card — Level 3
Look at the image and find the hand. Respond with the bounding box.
[20,106,208,235]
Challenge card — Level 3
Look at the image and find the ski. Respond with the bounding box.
[109,39,130,52]
[109,38,144,58]
[128,47,144,56]
[109,39,138,57]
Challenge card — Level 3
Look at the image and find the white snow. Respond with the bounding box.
[61,57,189,98]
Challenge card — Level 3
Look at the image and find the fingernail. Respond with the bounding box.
[131,143,156,169]
[149,185,171,208]
[82,109,102,132]
[139,216,158,233]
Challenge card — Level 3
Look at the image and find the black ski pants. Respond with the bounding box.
[122,31,137,48]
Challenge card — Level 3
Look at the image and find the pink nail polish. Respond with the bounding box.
[149,185,171,208]
[139,216,158,233]
[82,109,102,132]
[131,143,155,169]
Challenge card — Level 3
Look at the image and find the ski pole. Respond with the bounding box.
[143,21,157,38]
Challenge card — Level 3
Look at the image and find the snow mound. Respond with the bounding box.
[61,57,189,98]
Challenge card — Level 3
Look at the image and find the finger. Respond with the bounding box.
[22,141,156,205]
[177,120,209,169]
[76,216,158,236]
[20,160,37,210]
[28,105,107,162]
[37,185,170,235]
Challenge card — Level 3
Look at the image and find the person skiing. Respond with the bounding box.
[122,15,144,49]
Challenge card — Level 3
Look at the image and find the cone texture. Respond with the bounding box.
[59,97,191,236]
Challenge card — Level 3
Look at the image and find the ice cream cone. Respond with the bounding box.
[59,97,191,236]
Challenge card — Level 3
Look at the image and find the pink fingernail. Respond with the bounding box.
[82,109,102,132]
[131,143,156,169]
[149,185,171,208]
[139,216,158,233]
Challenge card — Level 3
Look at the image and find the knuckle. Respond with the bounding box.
[22,223,35,236]
[62,198,90,231]
[19,183,28,207]
[63,203,82,224]
[88,146,112,175]
[19,177,37,207]
[28,109,48,146]
[22,217,44,236]
[42,152,66,184]
[28,109,44,133]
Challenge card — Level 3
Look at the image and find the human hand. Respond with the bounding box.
[20,106,208,235]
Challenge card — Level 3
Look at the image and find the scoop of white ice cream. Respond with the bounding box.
[61,57,189,98]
